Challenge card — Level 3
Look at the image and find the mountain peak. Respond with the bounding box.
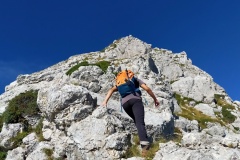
[0,36,240,160]
[101,35,152,59]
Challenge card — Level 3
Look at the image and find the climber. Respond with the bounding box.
[101,69,160,157]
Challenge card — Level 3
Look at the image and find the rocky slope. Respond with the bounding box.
[0,35,240,160]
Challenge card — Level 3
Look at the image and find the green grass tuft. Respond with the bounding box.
[9,131,29,149]
[43,148,53,160]
[174,93,225,129]
[66,61,89,76]
[222,106,236,123]
[66,60,111,76]
[94,60,111,73]
[123,130,183,160]
[34,118,45,141]
[214,94,236,123]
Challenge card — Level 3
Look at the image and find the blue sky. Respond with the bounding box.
[0,0,239,101]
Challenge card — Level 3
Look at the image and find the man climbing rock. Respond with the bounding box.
[101,69,160,157]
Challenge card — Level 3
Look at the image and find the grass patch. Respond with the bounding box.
[214,94,236,123]
[94,61,111,73]
[170,80,177,84]
[66,60,111,76]
[222,106,236,123]
[34,118,45,141]
[174,93,225,129]
[43,148,53,160]
[0,115,3,132]
[174,93,201,106]
[214,94,235,110]
[9,131,29,149]
[177,106,223,129]
[66,61,89,76]
[123,129,183,159]
[0,146,7,160]
[8,118,45,149]
[123,134,141,158]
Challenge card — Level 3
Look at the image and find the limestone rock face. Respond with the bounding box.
[103,35,151,59]
[153,141,240,160]
[0,36,239,159]
[171,76,225,103]
[0,123,23,149]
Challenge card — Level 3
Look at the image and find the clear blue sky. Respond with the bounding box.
[0,0,239,101]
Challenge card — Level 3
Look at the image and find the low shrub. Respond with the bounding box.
[0,146,7,160]
[0,90,44,150]
[2,90,39,124]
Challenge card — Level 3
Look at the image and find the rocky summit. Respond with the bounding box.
[0,35,240,160]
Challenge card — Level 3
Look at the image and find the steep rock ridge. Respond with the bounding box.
[0,35,240,160]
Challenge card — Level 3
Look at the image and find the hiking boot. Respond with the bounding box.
[141,145,150,157]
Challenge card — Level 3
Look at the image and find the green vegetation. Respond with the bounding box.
[66,60,111,76]
[35,118,44,141]
[8,118,45,150]
[234,127,239,131]
[175,93,237,129]
[2,90,39,124]
[0,90,45,152]
[179,64,185,67]
[214,94,236,123]
[170,80,177,84]
[214,94,235,110]
[0,90,39,133]
[66,61,89,76]
[222,106,236,123]
[94,61,111,73]
[123,134,140,158]
[0,146,7,160]
[0,115,3,132]
[9,131,29,149]
[43,148,53,160]
[123,130,182,160]
[174,93,201,106]
[174,93,224,129]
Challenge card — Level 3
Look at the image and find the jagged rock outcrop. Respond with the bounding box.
[0,35,239,159]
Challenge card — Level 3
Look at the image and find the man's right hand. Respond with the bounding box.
[101,101,107,107]
[154,99,160,107]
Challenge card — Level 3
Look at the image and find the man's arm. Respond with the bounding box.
[140,83,160,107]
[101,86,118,107]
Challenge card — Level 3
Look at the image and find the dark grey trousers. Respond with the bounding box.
[123,99,149,144]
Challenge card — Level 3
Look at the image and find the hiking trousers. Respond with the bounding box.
[122,98,149,145]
